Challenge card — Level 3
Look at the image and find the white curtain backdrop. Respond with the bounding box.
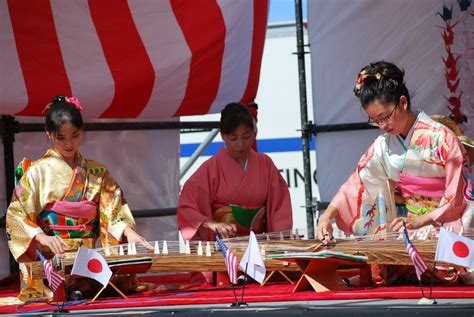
[0,118,179,278]
[308,0,473,203]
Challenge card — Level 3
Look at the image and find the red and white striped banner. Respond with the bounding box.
[0,0,268,118]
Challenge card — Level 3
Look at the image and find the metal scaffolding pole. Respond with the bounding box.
[294,0,315,238]
[180,128,220,179]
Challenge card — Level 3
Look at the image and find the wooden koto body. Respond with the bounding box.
[26,246,300,280]
[25,227,465,279]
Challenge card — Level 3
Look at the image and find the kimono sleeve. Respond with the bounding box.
[265,159,293,232]
[99,171,136,245]
[330,141,388,234]
[6,167,44,261]
[427,131,469,227]
[177,164,214,240]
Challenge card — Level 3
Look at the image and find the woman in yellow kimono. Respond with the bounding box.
[6,95,153,300]
[316,61,473,284]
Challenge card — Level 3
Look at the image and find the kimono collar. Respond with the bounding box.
[400,111,421,147]
[44,149,86,170]
[222,147,250,171]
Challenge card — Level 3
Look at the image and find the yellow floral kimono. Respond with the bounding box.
[6,149,136,300]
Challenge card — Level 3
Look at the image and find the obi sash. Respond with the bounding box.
[398,173,445,198]
[38,200,99,239]
[398,172,445,215]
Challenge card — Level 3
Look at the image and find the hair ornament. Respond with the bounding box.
[65,96,83,112]
[355,70,368,90]
[42,103,52,114]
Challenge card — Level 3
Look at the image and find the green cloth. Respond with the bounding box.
[230,205,260,228]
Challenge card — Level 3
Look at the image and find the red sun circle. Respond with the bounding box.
[452,241,470,258]
[87,259,103,273]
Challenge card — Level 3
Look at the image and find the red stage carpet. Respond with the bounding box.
[1,273,474,314]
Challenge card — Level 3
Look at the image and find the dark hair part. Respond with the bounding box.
[220,103,254,134]
[354,61,410,109]
[45,95,83,133]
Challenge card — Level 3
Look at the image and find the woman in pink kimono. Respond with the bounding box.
[178,103,292,240]
[316,61,474,283]
[6,96,153,300]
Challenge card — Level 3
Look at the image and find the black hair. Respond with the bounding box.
[44,95,83,133]
[220,103,254,134]
[354,61,411,109]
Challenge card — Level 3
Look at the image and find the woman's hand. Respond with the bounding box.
[317,205,339,244]
[390,215,432,232]
[123,227,154,251]
[202,219,237,239]
[35,232,69,255]
[317,215,334,244]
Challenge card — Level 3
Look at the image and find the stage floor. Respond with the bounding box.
[2,273,474,316]
[5,299,474,317]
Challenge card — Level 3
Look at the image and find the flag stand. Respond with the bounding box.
[417,262,438,305]
[235,227,257,307]
[233,262,250,307]
[90,280,128,303]
[401,222,437,305]
[230,278,247,308]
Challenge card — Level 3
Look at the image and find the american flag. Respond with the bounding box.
[215,231,238,285]
[402,228,428,280]
[35,249,64,292]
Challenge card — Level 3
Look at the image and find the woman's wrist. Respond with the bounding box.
[34,232,46,241]
[320,206,338,222]
[201,219,214,230]
[123,226,134,238]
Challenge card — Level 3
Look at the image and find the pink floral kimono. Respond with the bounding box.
[331,112,473,236]
[330,112,474,284]
[178,148,293,240]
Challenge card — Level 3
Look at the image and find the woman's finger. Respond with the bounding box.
[141,238,154,251]
[53,238,64,254]
[317,224,327,241]
[58,237,69,248]
[50,240,61,255]
[390,217,402,230]
[230,223,237,235]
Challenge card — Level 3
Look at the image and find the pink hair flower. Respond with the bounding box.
[355,70,369,90]
[65,96,83,112]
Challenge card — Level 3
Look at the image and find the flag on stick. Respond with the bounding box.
[239,231,266,284]
[215,231,238,285]
[71,247,112,286]
[402,227,428,280]
[35,249,65,292]
[435,227,474,268]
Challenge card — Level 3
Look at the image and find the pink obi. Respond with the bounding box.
[398,173,445,198]
[41,200,97,232]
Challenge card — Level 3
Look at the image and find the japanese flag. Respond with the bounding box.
[71,247,112,286]
[435,228,474,269]
[239,231,266,284]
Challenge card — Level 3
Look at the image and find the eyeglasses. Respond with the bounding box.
[367,105,397,127]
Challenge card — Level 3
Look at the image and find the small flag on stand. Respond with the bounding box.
[435,227,474,268]
[239,231,266,284]
[35,249,66,302]
[402,227,428,280]
[35,249,65,292]
[215,231,238,285]
[71,247,112,286]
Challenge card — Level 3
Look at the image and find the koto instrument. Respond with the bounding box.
[26,232,310,279]
[25,227,473,279]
